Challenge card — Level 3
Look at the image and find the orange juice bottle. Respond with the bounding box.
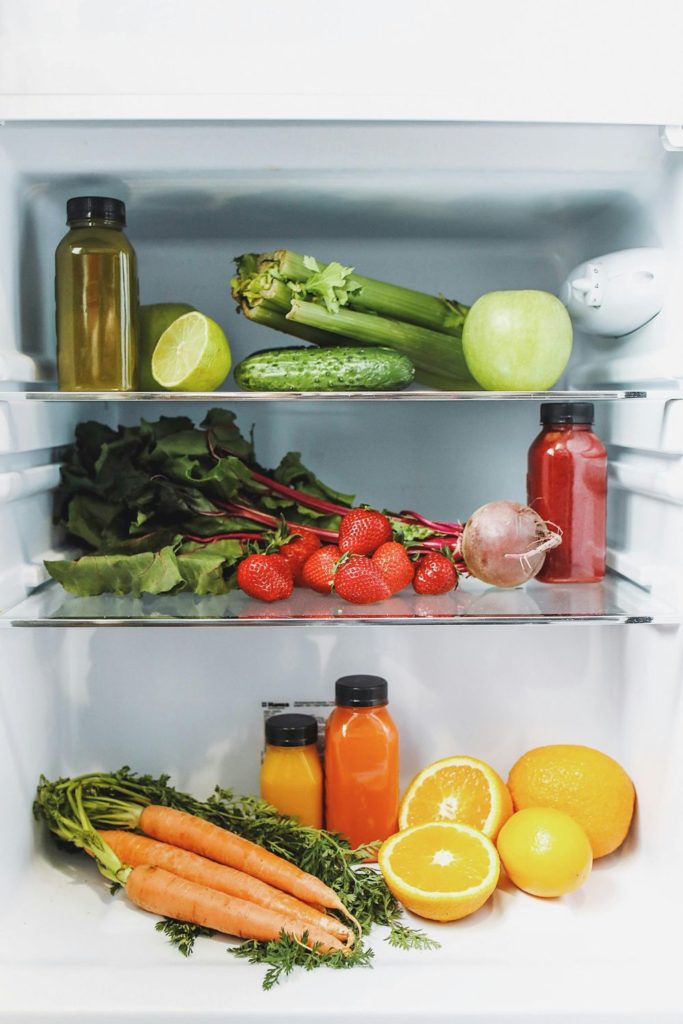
[325,675,399,854]
[260,714,323,828]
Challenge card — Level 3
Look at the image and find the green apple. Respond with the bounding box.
[138,302,195,390]
[462,290,573,391]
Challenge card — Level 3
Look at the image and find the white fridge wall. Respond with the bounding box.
[0,0,682,125]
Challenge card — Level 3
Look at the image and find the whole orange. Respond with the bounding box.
[508,744,635,858]
[497,807,592,898]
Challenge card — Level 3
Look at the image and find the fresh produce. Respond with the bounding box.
[334,556,392,605]
[236,553,294,602]
[378,822,500,922]
[496,807,593,898]
[508,745,636,858]
[462,290,573,391]
[278,527,322,585]
[138,302,195,390]
[412,551,458,595]
[398,755,513,840]
[234,346,415,392]
[128,864,346,951]
[127,803,354,920]
[301,545,341,594]
[45,411,466,597]
[100,829,352,942]
[35,768,437,989]
[46,415,561,602]
[231,250,478,391]
[372,542,415,594]
[461,500,561,588]
[151,310,232,391]
[338,508,393,555]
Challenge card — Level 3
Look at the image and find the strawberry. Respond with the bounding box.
[279,527,322,585]
[301,545,341,594]
[338,507,392,555]
[412,552,458,595]
[334,555,392,605]
[236,553,293,602]
[372,541,414,595]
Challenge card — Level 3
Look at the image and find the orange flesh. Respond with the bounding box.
[388,828,493,891]
[406,765,493,829]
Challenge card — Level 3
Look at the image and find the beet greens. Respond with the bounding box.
[46,409,464,597]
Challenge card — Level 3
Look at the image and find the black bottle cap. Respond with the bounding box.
[335,674,388,707]
[265,713,317,747]
[540,402,594,426]
[66,196,126,226]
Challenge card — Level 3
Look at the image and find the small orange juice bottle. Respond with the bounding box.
[260,714,323,828]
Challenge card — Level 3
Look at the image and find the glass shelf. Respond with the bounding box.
[0,389,650,403]
[2,573,675,627]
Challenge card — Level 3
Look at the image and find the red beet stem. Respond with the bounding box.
[249,469,349,518]
[399,510,464,534]
[217,501,340,543]
[183,532,262,544]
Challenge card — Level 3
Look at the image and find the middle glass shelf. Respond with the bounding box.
[2,573,675,628]
[3,389,650,402]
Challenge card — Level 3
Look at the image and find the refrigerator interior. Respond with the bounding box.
[0,121,682,1021]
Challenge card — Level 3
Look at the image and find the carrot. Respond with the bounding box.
[138,805,354,924]
[100,829,352,945]
[125,864,346,952]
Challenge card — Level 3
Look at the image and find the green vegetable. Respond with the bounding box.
[45,410,354,596]
[234,346,415,392]
[231,250,479,391]
[45,409,465,597]
[34,768,439,989]
[462,290,573,391]
[287,301,474,392]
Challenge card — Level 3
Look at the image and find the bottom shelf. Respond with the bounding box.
[0,843,679,1022]
[1,572,676,626]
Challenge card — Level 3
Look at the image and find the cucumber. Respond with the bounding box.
[234,346,415,392]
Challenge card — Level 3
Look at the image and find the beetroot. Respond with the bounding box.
[461,500,561,589]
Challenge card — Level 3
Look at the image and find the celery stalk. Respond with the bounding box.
[263,250,469,336]
[241,300,347,348]
[287,299,480,391]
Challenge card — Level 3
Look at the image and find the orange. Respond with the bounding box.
[508,744,635,858]
[497,807,593,898]
[378,822,500,922]
[398,755,513,839]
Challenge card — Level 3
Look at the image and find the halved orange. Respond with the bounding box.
[378,822,500,921]
[398,755,513,839]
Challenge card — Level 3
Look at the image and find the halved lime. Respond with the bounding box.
[139,303,195,390]
[151,311,232,391]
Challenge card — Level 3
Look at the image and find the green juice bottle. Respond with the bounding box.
[56,196,139,391]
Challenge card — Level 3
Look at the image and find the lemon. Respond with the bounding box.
[496,807,592,898]
[378,821,500,922]
[399,755,513,840]
[139,303,195,390]
[508,744,635,858]
[151,311,232,391]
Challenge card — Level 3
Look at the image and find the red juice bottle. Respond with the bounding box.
[527,402,607,584]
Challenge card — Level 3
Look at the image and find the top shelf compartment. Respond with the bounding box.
[0,122,681,399]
